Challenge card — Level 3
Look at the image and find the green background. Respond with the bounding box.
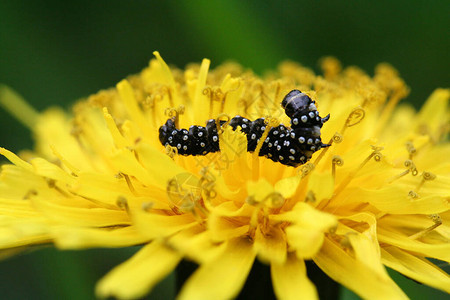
[0,1,448,299]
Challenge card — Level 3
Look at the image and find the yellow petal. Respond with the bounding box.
[377,227,450,261]
[31,157,76,185]
[168,225,226,264]
[152,51,179,102]
[348,186,449,214]
[207,213,249,242]
[219,126,248,166]
[96,241,181,299]
[378,214,450,241]
[0,216,51,248]
[313,237,407,300]
[272,202,337,232]
[132,209,197,239]
[52,226,149,249]
[307,171,334,203]
[215,175,241,199]
[0,84,39,130]
[254,225,287,264]
[381,246,450,293]
[273,203,336,258]
[0,148,33,171]
[35,108,96,172]
[416,88,449,134]
[109,148,155,187]
[247,178,274,202]
[0,198,39,218]
[286,225,325,259]
[192,58,211,122]
[0,165,47,200]
[274,175,300,199]
[337,212,381,263]
[178,237,255,300]
[116,79,151,138]
[102,107,131,149]
[271,253,318,300]
[71,172,135,207]
[345,226,387,275]
[32,196,130,227]
[209,201,253,217]
[134,143,188,187]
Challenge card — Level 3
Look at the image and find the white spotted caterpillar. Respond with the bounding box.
[159,90,330,167]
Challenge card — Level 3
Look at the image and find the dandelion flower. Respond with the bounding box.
[0,52,449,299]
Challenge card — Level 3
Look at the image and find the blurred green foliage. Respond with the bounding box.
[0,1,448,299]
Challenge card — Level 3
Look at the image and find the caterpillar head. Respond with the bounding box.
[281,90,314,118]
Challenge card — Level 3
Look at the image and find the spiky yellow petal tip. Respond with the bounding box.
[0,53,449,299]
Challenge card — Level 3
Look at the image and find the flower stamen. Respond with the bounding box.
[215,113,231,134]
[46,178,70,197]
[416,171,436,192]
[166,177,194,214]
[408,190,420,199]
[203,87,226,117]
[122,173,139,196]
[313,107,363,167]
[331,155,344,180]
[408,214,442,240]
[116,196,129,212]
[165,105,185,128]
[333,146,383,197]
[299,162,315,179]
[50,145,80,176]
[245,192,285,239]
[387,159,418,183]
[254,116,280,156]
[141,202,154,212]
[305,190,316,203]
[405,141,417,159]
[199,167,216,205]
[342,107,366,131]
[23,189,38,200]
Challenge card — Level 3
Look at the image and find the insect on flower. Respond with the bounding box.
[159,90,330,167]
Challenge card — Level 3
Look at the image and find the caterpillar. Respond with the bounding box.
[159,90,330,167]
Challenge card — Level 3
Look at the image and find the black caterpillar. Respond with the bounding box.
[159,90,330,167]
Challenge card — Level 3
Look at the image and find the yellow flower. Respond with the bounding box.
[0,52,449,299]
